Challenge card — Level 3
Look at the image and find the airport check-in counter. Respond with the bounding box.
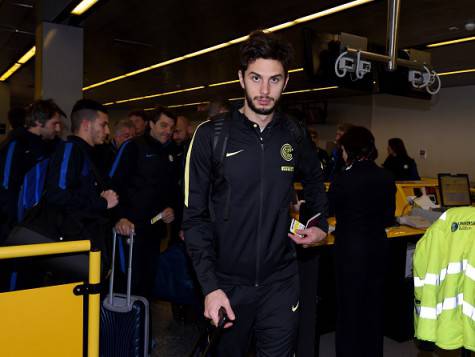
[293,179,443,343]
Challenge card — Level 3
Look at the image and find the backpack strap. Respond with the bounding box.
[210,113,232,221]
[212,114,231,165]
[284,117,306,166]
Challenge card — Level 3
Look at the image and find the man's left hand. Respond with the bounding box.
[161,207,175,224]
[288,226,327,248]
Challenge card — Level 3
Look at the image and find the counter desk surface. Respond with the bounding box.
[314,217,425,246]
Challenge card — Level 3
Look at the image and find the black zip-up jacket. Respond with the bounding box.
[21,135,111,264]
[0,128,50,237]
[109,134,179,230]
[183,110,328,295]
[92,141,118,182]
[382,155,420,181]
[45,136,107,214]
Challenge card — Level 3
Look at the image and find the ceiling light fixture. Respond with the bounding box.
[104,86,205,106]
[71,0,100,15]
[427,36,475,48]
[228,97,245,102]
[105,68,305,105]
[138,85,338,110]
[208,79,240,88]
[17,46,36,64]
[1,2,100,81]
[438,68,475,76]
[283,86,339,95]
[0,46,35,81]
[83,0,374,91]
[162,86,338,110]
[168,101,210,109]
[209,68,303,88]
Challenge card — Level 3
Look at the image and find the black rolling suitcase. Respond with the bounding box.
[100,230,150,357]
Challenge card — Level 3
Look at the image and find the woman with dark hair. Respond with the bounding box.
[329,126,396,357]
[383,137,420,180]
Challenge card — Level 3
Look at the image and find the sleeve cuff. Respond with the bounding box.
[201,279,219,296]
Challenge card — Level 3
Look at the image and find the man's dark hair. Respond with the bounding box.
[128,110,148,122]
[388,138,409,158]
[239,30,294,76]
[24,99,65,129]
[339,126,378,163]
[7,107,26,129]
[208,98,231,118]
[149,105,177,124]
[71,99,108,133]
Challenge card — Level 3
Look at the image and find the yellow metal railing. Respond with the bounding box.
[0,240,100,357]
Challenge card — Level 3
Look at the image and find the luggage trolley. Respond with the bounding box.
[0,240,100,357]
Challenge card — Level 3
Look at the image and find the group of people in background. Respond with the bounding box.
[0,30,422,357]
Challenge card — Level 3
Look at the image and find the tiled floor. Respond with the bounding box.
[151,300,472,357]
[151,300,202,356]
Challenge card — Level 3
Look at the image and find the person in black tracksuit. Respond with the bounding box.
[0,100,62,290]
[7,100,118,283]
[183,31,328,356]
[40,101,118,255]
[0,100,62,242]
[93,118,136,181]
[111,106,179,298]
[329,127,395,357]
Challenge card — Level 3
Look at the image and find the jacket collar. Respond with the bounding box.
[234,109,285,132]
[68,135,93,155]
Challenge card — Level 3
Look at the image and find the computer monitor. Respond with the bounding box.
[438,173,471,207]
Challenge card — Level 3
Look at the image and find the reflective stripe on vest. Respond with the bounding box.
[414,260,475,287]
[416,293,475,322]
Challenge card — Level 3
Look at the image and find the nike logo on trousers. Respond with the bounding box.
[292,301,299,312]
[226,149,244,157]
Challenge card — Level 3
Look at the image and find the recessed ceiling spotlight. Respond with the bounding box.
[448,26,459,31]
[465,21,475,31]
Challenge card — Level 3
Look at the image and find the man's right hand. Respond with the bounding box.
[204,289,235,329]
[115,218,135,236]
[101,190,119,209]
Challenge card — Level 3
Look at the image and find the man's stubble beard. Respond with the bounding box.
[244,88,282,116]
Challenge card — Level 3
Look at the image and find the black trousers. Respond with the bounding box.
[216,275,300,357]
[335,243,386,357]
[296,249,320,357]
[130,225,163,298]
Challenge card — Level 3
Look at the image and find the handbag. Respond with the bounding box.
[152,242,199,305]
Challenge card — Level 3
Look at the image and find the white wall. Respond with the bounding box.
[315,85,475,180]
[372,86,475,179]
[316,95,372,150]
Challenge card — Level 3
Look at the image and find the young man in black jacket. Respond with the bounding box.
[111,106,179,297]
[0,99,62,242]
[41,99,118,254]
[3,99,118,285]
[183,31,328,356]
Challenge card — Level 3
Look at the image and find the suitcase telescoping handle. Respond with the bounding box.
[109,228,135,307]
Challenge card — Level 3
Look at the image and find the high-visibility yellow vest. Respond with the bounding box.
[413,207,475,351]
